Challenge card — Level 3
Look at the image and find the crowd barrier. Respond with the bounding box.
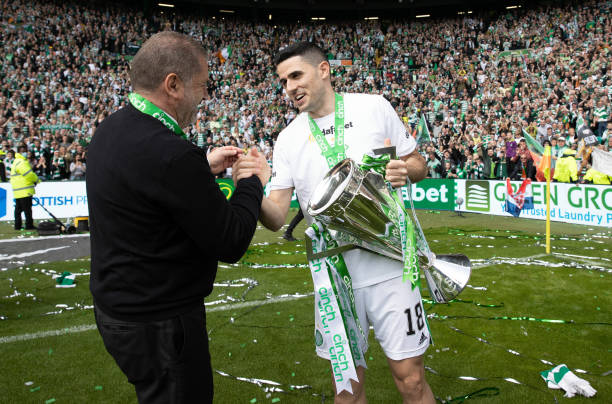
[1,180,610,227]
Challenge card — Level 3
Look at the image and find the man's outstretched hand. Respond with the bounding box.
[232,147,271,187]
[207,146,243,175]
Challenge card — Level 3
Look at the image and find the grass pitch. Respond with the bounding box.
[1,211,611,403]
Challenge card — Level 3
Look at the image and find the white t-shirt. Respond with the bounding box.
[270,93,417,288]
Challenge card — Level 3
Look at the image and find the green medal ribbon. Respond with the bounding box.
[445,387,500,403]
[359,154,420,289]
[308,93,346,168]
[128,93,188,140]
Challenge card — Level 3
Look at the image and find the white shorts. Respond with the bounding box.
[315,276,430,361]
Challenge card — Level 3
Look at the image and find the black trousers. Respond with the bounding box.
[94,304,213,404]
[285,208,304,236]
[14,196,34,230]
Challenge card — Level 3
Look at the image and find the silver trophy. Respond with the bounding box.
[306,157,471,303]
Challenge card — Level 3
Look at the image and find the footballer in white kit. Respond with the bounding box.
[270,92,431,361]
[258,41,434,403]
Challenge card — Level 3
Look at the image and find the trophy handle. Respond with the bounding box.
[305,237,359,261]
[403,176,433,261]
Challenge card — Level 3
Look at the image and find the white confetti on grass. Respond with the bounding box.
[0,293,313,344]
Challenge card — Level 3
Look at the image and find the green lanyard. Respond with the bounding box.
[308,93,346,168]
[128,93,187,140]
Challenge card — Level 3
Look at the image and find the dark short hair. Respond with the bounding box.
[273,41,327,67]
[129,31,207,92]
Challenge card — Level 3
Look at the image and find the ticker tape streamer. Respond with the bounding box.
[469,256,612,273]
[214,369,320,397]
[442,324,600,374]
[443,387,500,403]
[422,298,504,308]
[220,262,309,269]
[428,313,612,326]
[425,366,559,404]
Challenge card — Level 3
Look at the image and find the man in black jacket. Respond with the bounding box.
[0,150,6,182]
[480,143,499,180]
[510,153,537,180]
[87,32,269,404]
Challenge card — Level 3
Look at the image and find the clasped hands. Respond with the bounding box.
[206,145,270,186]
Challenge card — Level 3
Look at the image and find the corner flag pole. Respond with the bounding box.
[544,145,551,254]
[546,175,551,254]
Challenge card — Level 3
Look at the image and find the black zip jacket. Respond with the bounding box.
[87,104,263,321]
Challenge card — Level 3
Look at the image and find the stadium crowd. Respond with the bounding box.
[0,0,610,183]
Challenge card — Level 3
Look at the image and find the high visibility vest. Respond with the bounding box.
[583,168,611,185]
[552,156,577,183]
[10,154,39,199]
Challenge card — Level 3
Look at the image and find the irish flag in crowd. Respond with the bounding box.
[217,45,232,63]
[505,178,534,218]
[522,129,551,181]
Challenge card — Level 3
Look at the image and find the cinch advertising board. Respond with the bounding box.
[0,180,300,221]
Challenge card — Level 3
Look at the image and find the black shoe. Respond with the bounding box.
[283,233,297,242]
[24,226,37,230]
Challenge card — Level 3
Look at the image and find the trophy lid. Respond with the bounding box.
[308,159,356,216]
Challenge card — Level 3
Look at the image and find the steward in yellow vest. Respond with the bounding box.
[552,149,578,183]
[583,168,612,185]
[9,148,39,230]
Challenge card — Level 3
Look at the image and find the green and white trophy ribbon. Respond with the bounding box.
[306,93,367,394]
[306,222,368,395]
[128,93,188,140]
